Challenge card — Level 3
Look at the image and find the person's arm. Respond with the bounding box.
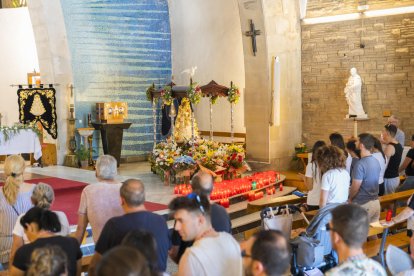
[177,251,198,276]
[349,179,362,201]
[300,174,313,191]
[9,265,25,276]
[76,259,82,276]
[88,252,101,276]
[384,144,395,158]
[399,157,412,173]
[319,190,329,208]
[382,207,414,227]
[73,214,88,244]
[9,234,24,265]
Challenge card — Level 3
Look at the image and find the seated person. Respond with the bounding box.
[26,246,68,276]
[325,204,386,276]
[74,155,124,244]
[170,171,231,263]
[10,207,82,276]
[241,230,290,276]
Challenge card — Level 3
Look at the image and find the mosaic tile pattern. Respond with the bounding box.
[61,0,171,156]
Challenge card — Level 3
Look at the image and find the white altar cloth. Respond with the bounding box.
[0,129,42,160]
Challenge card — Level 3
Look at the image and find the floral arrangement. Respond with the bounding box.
[0,123,41,144]
[226,143,245,170]
[173,155,196,172]
[160,85,173,106]
[210,95,219,105]
[227,83,240,104]
[294,143,307,153]
[152,141,181,171]
[146,85,155,102]
[187,82,202,104]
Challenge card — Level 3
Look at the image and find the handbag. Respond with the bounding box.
[262,205,293,238]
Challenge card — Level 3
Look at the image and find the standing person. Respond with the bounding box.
[74,155,124,244]
[388,115,405,146]
[0,155,34,270]
[300,140,326,212]
[345,139,360,176]
[316,145,350,208]
[10,207,82,276]
[88,179,170,274]
[325,204,386,276]
[383,124,404,194]
[329,132,352,175]
[10,183,70,264]
[170,171,232,263]
[398,135,414,192]
[373,137,387,196]
[349,133,381,223]
[170,195,242,276]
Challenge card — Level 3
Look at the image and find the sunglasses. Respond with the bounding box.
[187,193,205,215]
[241,250,251,258]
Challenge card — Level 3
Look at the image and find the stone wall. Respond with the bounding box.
[302,13,414,146]
[306,0,414,18]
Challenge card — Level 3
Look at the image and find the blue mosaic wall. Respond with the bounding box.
[61,0,171,156]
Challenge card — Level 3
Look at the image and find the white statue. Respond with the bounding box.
[344,68,367,118]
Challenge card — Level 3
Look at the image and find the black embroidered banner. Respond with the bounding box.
[17,88,58,139]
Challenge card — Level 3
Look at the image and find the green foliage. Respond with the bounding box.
[75,145,90,161]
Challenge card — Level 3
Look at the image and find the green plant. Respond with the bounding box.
[75,145,90,161]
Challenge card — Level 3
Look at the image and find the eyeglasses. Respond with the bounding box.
[241,250,251,258]
[325,223,336,232]
[187,193,205,215]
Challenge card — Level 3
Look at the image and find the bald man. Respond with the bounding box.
[89,179,170,274]
[169,171,232,263]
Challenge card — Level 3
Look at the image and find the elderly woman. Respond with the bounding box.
[0,155,34,269]
[74,155,123,243]
[9,183,70,264]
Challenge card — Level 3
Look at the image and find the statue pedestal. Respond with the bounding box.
[345,117,370,138]
[92,122,132,167]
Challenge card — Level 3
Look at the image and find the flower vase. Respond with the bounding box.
[164,170,171,186]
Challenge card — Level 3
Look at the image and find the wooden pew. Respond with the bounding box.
[81,255,93,272]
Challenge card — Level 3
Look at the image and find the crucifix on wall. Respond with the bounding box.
[244,19,261,56]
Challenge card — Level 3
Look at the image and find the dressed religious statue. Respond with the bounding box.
[344,68,367,118]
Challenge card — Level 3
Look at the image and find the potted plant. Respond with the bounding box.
[76,145,90,168]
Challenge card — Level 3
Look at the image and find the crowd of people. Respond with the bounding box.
[0,115,413,275]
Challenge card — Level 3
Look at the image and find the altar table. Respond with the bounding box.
[0,129,42,160]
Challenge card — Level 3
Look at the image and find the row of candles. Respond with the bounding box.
[173,171,282,208]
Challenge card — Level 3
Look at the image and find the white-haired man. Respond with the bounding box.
[74,155,123,243]
[388,115,405,146]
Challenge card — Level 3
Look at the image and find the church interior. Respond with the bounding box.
[1,0,414,275]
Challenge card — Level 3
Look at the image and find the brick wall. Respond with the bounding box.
[302,13,414,146]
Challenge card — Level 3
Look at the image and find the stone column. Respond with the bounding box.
[27,0,73,164]
[238,0,302,168]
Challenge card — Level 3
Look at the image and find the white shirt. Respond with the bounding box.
[321,169,350,204]
[305,162,321,206]
[13,210,70,243]
[345,154,353,175]
[372,152,387,184]
[178,232,242,276]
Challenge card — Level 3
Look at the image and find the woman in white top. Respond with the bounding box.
[0,155,34,268]
[329,132,353,175]
[301,140,326,211]
[9,183,70,264]
[316,145,351,208]
[373,137,387,196]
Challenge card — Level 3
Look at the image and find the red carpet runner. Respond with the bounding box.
[1,177,168,225]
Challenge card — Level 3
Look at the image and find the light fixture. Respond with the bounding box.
[302,5,414,25]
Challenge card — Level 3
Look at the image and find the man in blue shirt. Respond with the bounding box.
[349,133,381,223]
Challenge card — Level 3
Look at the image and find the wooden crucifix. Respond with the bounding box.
[245,19,261,56]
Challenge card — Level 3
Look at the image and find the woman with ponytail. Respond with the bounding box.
[9,183,70,264]
[10,207,82,276]
[0,155,34,269]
